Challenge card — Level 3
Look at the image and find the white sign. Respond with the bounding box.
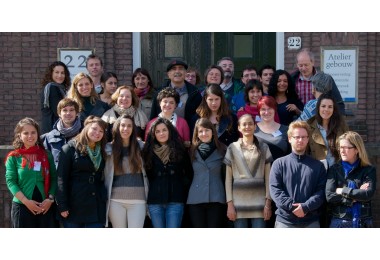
[287,37,301,50]
[58,49,93,80]
[321,47,357,102]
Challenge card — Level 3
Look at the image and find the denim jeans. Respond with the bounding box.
[62,220,104,228]
[234,218,266,228]
[148,203,184,228]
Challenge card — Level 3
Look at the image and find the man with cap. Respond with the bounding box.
[150,59,202,127]
[291,49,345,115]
[297,71,335,121]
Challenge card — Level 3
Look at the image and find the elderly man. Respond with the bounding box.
[269,121,326,228]
[150,59,202,126]
[217,57,243,107]
[291,49,345,115]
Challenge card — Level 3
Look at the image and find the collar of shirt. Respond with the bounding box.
[170,83,187,96]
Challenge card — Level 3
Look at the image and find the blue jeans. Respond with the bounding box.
[62,220,104,228]
[148,203,184,228]
[234,218,266,228]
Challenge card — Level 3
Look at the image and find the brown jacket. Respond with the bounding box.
[307,116,348,161]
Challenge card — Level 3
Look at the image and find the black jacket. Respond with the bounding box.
[326,161,376,220]
[56,140,107,224]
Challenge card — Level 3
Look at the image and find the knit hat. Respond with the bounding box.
[311,71,333,93]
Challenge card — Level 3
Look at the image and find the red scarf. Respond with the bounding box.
[5,145,50,197]
[134,86,150,99]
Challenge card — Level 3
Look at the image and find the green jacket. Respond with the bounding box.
[5,151,57,203]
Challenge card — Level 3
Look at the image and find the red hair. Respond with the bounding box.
[258,96,278,112]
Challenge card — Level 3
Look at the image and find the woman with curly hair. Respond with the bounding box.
[40,61,71,134]
[5,117,57,227]
[268,69,304,126]
[142,117,193,228]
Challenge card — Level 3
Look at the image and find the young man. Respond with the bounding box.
[230,64,258,114]
[42,98,82,168]
[86,54,104,94]
[269,121,326,228]
[258,64,275,95]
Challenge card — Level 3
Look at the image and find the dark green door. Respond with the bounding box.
[141,32,276,87]
[214,32,276,79]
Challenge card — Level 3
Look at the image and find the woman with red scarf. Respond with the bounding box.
[132,68,156,119]
[5,117,57,228]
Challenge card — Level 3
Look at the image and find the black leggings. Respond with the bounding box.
[188,203,225,228]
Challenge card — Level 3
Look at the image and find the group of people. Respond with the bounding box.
[5,49,376,228]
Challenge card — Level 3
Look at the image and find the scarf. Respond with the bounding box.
[43,82,66,109]
[86,143,102,171]
[198,141,216,161]
[113,104,136,118]
[158,112,177,127]
[153,144,171,165]
[55,117,82,139]
[134,86,151,99]
[342,159,361,228]
[5,145,50,197]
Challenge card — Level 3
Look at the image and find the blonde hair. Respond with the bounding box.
[287,121,311,138]
[110,85,139,107]
[67,72,99,112]
[338,131,371,166]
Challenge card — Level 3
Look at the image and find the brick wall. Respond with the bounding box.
[0,32,133,227]
[284,32,380,227]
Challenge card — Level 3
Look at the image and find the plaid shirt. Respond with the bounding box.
[295,75,314,105]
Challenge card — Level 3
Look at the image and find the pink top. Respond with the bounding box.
[145,116,190,142]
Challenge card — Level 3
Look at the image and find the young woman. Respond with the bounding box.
[268,69,304,126]
[307,93,349,168]
[224,114,272,228]
[102,85,148,141]
[191,83,238,147]
[67,72,110,123]
[187,118,227,228]
[142,117,193,228]
[145,87,190,147]
[104,115,148,228]
[132,68,156,119]
[5,117,57,228]
[40,61,71,134]
[56,116,108,228]
[237,79,264,121]
[326,131,376,228]
[100,72,118,105]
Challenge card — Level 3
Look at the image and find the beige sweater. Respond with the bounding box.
[224,139,272,219]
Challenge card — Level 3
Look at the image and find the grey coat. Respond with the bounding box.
[187,149,226,205]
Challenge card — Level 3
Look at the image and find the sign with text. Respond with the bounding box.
[58,49,93,80]
[321,47,358,103]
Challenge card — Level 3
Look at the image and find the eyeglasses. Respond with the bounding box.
[291,136,309,140]
[339,146,355,151]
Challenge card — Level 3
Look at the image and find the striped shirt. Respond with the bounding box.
[296,75,314,105]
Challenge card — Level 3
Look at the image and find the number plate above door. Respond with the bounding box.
[287,37,302,50]
[58,49,94,79]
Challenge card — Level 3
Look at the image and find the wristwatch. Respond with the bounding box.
[48,194,55,202]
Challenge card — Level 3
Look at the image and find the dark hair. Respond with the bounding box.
[101,72,118,84]
[241,64,258,77]
[204,65,224,85]
[190,118,226,161]
[131,68,155,90]
[86,54,103,68]
[57,98,80,114]
[237,114,261,156]
[244,80,263,104]
[13,117,44,149]
[74,116,107,159]
[112,115,142,174]
[268,69,299,101]
[142,117,186,169]
[156,87,180,105]
[196,84,232,130]
[186,67,201,85]
[41,61,71,88]
[315,93,343,160]
[258,64,275,77]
